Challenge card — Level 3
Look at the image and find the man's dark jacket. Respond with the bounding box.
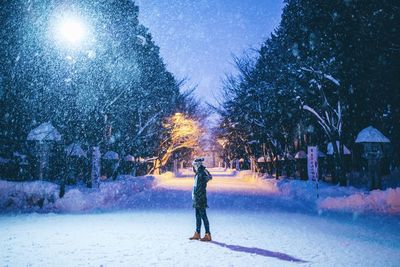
[193,165,210,209]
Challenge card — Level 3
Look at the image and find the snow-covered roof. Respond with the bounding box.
[257,156,266,163]
[295,151,307,159]
[355,126,390,143]
[103,151,119,160]
[327,142,351,155]
[124,155,135,162]
[27,122,61,141]
[65,143,87,158]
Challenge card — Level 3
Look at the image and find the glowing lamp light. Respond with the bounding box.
[53,14,88,48]
[59,18,86,44]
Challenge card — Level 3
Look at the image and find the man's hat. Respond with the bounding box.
[192,157,204,167]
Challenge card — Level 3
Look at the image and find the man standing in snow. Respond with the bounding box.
[189,158,212,241]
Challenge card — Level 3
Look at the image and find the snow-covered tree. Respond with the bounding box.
[0,0,200,182]
[153,112,203,174]
[217,0,400,179]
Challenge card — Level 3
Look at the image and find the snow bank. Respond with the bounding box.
[319,188,400,215]
[277,179,360,201]
[0,176,155,213]
[56,176,154,212]
[2,172,399,216]
[0,180,59,211]
[275,178,400,215]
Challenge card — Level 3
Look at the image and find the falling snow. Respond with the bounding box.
[1,0,400,266]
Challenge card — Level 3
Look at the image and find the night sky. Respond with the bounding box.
[136,0,284,105]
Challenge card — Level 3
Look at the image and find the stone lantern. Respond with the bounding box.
[27,122,61,179]
[355,126,390,190]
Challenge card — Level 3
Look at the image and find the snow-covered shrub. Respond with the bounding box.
[0,180,59,211]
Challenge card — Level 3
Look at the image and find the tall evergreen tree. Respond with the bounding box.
[0,0,200,176]
[217,0,400,179]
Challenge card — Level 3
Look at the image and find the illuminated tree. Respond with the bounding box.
[153,113,202,174]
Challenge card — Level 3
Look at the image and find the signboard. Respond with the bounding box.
[307,146,318,181]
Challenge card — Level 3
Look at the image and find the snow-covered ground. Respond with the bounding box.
[1,210,399,266]
[1,169,400,266]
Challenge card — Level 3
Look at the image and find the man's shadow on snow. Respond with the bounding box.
[210,241,308,263]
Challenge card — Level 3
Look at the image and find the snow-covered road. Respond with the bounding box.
[1,169,399,266]
[155,168,279,194]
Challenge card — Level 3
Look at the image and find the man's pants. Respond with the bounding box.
[195,208,210,234]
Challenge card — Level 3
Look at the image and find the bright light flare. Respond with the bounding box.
[49,11,91,50]
[57,17,86,44]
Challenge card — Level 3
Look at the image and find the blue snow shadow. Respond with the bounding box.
[210,241,308,263]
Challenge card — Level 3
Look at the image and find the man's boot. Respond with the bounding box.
[200,233,211,242]
[189,232,200,240]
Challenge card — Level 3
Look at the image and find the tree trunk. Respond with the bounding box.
[91,146,101,188]
[331,141,346,186]
[173,159,178,174]
[153,159,161,175]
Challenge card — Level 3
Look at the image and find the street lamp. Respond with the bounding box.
[59,18,86,44]
[55,15,88,48]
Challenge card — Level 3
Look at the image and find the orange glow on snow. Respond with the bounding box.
[155,168,279,195]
